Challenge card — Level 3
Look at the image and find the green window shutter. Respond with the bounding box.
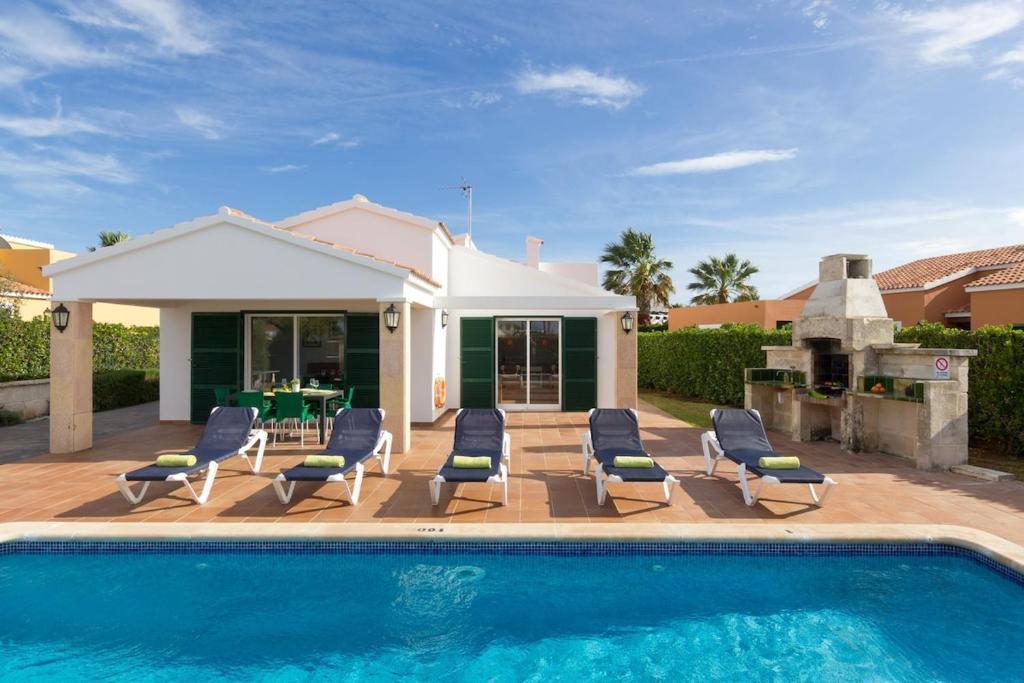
[345,314,379,408]
[191,313,242,423]
[460,317,494,408]
[562,317,597,411]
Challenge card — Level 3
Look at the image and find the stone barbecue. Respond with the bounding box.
[745,254,976,470]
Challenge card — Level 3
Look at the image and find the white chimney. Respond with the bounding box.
[526,235,543,268]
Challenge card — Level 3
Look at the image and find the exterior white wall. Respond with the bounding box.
[539,261,599,287]
[431,231,450,294]
[286,209,436,277]
[597,312,618,408]
[449,246,610,298]
[410,306,448,422]
[159,306,191,421]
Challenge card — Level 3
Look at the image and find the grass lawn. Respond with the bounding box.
[639,391,727,429]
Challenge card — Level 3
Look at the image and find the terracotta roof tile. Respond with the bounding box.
[967,262,1024,288]
[873,244,1024,290]
[2,280,50,296]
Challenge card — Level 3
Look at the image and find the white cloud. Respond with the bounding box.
[803,0,833,30]
[0,3,117,68]
[895,2,1024,65]
[0,98,104,137]
[442,90,503,109]
[0,147,135,185]
[995,42,1024,63]
[261,164,305,173]
[61,0,214,56]
[515,66,643,109]
[628,148,799,176]
[175,106,225,140]
[1009,208,1024,226]
[311,131,360,148]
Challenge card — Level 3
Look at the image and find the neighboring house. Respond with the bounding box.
[0,233,158,325]
[669,245,1024,331]
[41,194,637,454]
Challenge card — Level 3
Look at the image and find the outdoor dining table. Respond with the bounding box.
[232,388,342,444]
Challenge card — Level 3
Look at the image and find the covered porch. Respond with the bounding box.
[43,208,439,455]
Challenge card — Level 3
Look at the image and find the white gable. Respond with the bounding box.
[47,218,425,303]
[279,196,449,280]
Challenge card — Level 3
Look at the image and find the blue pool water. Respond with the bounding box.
[1,542,1022,682]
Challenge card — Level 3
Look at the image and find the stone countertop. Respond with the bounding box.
[875,347,977,357]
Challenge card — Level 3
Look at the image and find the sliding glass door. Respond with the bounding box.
[496,318,560,410]
[246,314,345,389]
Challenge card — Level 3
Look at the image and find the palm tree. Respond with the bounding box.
[87,230,129,252]
[686,254,760,305]
[600,228,674,324]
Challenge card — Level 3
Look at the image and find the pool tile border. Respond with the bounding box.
[2,524,1024,581]
[3,538,1023,586]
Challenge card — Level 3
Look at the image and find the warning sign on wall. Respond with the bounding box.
[934,356,950,380]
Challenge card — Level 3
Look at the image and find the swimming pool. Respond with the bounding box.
[1,540,1022,681]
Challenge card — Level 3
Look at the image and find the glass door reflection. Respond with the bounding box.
[497,320,528,405]
[529,320,559,406]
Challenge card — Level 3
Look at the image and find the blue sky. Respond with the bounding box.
[1,0,1023,298]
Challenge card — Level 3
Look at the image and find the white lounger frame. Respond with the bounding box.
[581,408,680,505]
[701,408,836,507]
[430,409,512,506]
[116,428,268,506]
[271,419,394,506]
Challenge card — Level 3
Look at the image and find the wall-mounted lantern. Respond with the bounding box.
[383,303,401,333]
[620,311,634,334]
[441,310,449,328]
[52,303,71,333]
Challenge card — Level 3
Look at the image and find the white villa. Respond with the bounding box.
[43,194,637,453]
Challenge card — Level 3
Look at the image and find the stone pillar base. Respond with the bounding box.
[49,302,93,454]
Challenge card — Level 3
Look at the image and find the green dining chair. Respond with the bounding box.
[274,391,317,446]
[236,390,274,427]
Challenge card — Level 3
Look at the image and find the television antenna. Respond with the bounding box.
[442,179,473,239]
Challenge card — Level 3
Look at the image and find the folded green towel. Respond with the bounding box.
[808,390,828,400]
[613,456,654,468]
[758,456,800,469]
[303,455,345,468]
[155,454,196,467]
[453,455,492,468]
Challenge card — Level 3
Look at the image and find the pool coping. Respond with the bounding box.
[1,522,1023,574]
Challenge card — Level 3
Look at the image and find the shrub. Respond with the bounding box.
[92,369,159,412]
[638,324,791,406]
[0,409,22,426]
[0,315,158,381]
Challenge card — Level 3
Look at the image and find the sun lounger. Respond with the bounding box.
[429,409,511,506]
[581,408,679,505]
[115,406,266,505]
[701,408,837,507]
[272,408,392,505]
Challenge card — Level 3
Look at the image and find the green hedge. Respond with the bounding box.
[0,315,159,381]
[93,369,160,412]
[638,324,791,406]
[638,321,1024,453]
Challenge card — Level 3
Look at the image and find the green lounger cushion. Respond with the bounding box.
[613,456,654,468]
[453,455,492,468]
[155,454,197,467]
[303,455,345,468]
[758,456,801,469]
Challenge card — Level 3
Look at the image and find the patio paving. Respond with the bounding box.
[1,401,1022,547]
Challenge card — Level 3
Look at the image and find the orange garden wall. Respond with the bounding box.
[970,289,1024,328]
[668,300,805,330]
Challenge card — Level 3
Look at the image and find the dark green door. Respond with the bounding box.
[344,314,380,408]
[562,317,597,411]
[190,313,242,423]
[461,317,495,408]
